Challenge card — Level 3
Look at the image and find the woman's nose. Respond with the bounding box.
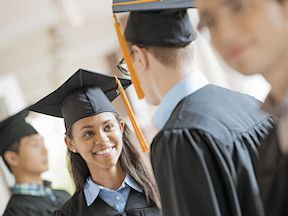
[95,130,109,145]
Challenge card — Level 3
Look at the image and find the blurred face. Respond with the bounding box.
[17,134,48,174]
[68,112,124,174]
[198,0,288,77]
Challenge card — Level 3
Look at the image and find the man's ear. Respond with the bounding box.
[131,45,149,70]
[64,136,77,153]
[4,151,19,168]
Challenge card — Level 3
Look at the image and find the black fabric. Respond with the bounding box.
[151,85,274,216]
[0,109,38,156]
[30,69,131,130]
[124,10,196,47]
[112,0,196,13]
[256,126,288,216]
[53,188,161,216]
[3,190,70,216]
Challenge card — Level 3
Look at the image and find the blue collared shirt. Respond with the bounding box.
[83,174,143,213]
[152,71,209,130]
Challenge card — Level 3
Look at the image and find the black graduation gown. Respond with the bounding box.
[3,189,70,216]
[256,126,288,216]
[151,84,274,216]
[53,188,161,216]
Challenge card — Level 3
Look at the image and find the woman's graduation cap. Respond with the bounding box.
[30,69,131,130]
[0,109,38,156]
[112,0,196,99]
[30,69,149,152]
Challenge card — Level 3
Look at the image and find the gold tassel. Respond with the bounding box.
[113,14,145,99]
[115,76,149,152]
[113,0,160,7]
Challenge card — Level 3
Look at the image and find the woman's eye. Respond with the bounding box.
[104,124,115,131]
[83,131,94,138]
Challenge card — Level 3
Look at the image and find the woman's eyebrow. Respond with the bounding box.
[102,119,114,125]
[80,125,94,131]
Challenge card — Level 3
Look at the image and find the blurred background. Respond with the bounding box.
[0,0,270,214]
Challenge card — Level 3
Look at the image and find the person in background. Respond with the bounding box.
[31,69,161,216]
[197,0,288,215]
[0,109,70,216]
[112,0,275,215]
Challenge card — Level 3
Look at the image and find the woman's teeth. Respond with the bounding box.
[96,147,113,155]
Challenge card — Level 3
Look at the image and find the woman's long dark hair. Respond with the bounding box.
[66,114,161,207]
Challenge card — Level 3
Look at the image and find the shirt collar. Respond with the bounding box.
[10,183,55,200]
[152,70,209,129]
[83,174,143,206]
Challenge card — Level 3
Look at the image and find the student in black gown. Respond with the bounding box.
[197,0,288,215]
[0,109,70,216]
[112,0,275,215]
[30,69,161,216]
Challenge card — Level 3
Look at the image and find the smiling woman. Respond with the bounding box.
[30,69,161,216]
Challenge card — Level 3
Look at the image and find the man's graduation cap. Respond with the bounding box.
[112,0,196,13]
[0,109,38,156]
[112,0,196,98]
[124,9,196,47]
[30,69,149,152]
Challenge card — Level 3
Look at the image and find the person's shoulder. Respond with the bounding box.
[5,194,36,205]
[53,189,71,201]
[58,190,84,214]
[161,85,233,141]
[165,84,271,133]
[183,84,261,114]
[3,195,40,216]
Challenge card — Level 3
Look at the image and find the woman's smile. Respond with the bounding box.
[94,146,115,157]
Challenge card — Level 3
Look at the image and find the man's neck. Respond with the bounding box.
[268,72,288,103]
[264,49,288,103]
[156,62,195,99]
[14,174,43,185]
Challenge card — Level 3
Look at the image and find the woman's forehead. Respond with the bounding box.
[74,112,117,127]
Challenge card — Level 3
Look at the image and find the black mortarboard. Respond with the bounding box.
[125,10,196,47]
[30,69,131,130]
[112,0,196,13]
[113,0,197,47]
[0,109,38,156]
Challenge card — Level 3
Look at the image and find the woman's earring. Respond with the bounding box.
[72,148,76,153]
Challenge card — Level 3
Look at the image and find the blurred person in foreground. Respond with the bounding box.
[197,0,288,215]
